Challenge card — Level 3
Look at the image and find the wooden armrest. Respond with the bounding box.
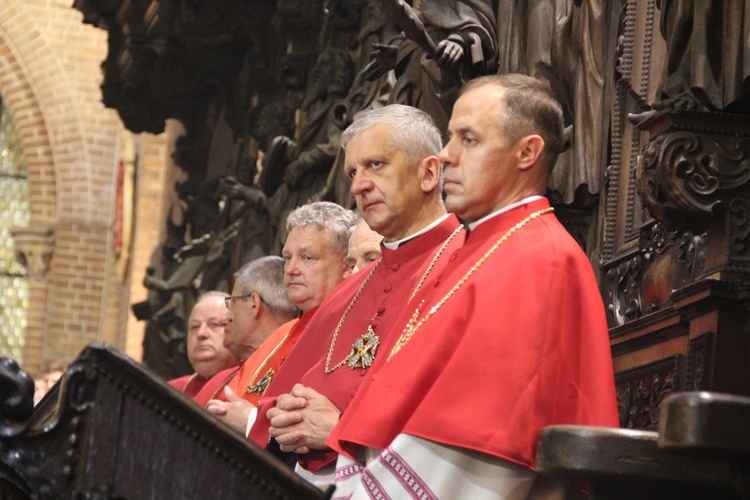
[659,391,750,460]
[536,425,738,499]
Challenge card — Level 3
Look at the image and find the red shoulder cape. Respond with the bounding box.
[328,199,619,470]
[248,215,466,472]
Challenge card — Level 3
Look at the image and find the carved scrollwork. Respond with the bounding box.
[606,254,643,326]
[643,221,678,259]
[677,231,707,286]
[635,111,750,233]
[0,356,98,498]
[0,357,34,438]
[729,197,750,258]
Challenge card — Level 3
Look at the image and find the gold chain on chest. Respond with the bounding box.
[388,207,554,360]
[246,331,291,395]
[324,225,464,373]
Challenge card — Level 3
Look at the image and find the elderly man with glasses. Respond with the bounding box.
[190,256,297,406]
[200,201,357,432]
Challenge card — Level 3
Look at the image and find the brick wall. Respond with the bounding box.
[0,0,168,373]
[124,124,180,360]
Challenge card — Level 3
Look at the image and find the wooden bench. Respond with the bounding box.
[0,344,324,499]
[536,391,750,499]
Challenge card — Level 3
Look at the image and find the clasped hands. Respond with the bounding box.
[267,384,341,454]
[205,383,341,454]
[206,386,256,434]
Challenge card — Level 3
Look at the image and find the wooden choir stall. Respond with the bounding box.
[0,344,324,499]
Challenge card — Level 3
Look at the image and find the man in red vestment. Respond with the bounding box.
[205,202,356,431]
[167,292,240,398]
[327,75,619,498]
[191,256,297,406]
[248,105,465,484]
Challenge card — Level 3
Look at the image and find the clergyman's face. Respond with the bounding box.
[283,225,348,311]
[345,124,430,241]
[439,85,523,222]
[187,295,239,376]
[225,281,272,359]
[346,220,383,273]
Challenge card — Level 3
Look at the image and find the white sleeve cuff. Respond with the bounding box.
[245,406,259,437]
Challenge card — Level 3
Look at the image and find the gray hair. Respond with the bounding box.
[461,74,565,171]
[234,256,297,318]
[286,201,358,255]
[340,104,442,163]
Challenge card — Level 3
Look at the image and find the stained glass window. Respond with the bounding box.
[0,97,29,361]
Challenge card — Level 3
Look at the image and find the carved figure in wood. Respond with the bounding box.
[497,0,609,206]
[371,0,497,131]
[655,0,750,113]
[266,48,355,253]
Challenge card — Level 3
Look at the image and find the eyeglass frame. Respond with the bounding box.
[224,293,268,310]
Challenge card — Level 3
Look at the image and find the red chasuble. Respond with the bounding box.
[248,215,465,471]
[328,198,619,470]
[168,374,208,398]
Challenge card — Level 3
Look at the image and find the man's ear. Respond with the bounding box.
[517,135,545,171]
[250,292,264,319]
[420,156,442,193]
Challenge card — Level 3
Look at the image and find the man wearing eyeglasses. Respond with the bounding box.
[190,257,297,406]
[203,201,357,431]
[223,256,298,362]
[167,291,241,398]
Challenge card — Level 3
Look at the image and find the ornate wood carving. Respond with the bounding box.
[0,358,34,438]
[602,0,750,329]
[0,345,323,498]
[71,0,750,413]
[634,111,750,235]
[606,251,643,325]
[686,334,712,391]
[616,355,684,429]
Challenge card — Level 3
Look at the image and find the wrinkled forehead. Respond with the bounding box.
[345,124,393,155]
[283,225,334,254]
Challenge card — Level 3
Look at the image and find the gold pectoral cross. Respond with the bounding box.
[249,369,274,395]
[347,325,380,369]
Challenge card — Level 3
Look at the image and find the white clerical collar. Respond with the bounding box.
[382,213,451,250]
[468,196,544,231]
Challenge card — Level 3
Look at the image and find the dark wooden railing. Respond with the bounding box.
[0,344,324,499]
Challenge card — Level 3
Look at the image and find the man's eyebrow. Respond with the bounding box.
[445,126,472,139]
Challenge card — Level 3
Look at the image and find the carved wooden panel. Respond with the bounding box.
[0,345,322,499]
[602,0,667,326]
[686,333,713,392]
[615,354,684,429]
